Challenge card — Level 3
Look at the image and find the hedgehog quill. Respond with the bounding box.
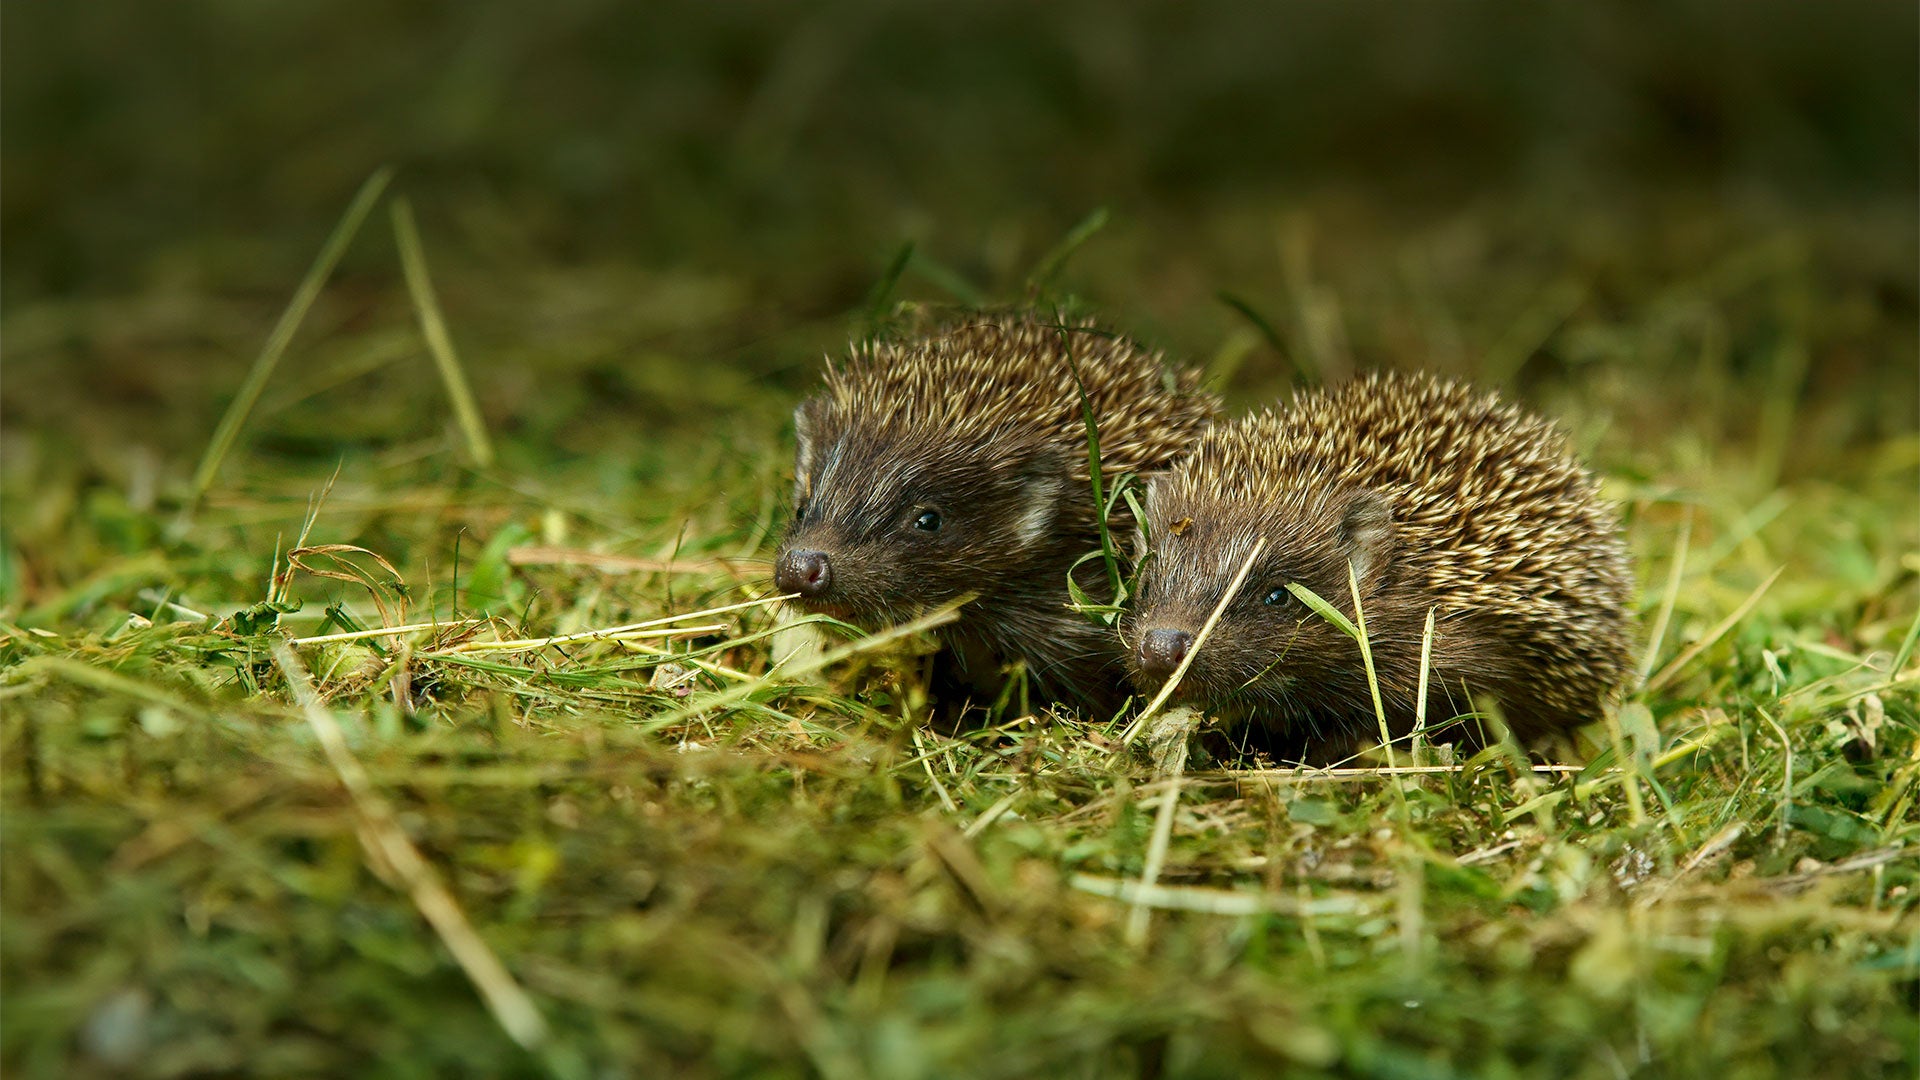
[1125,372,1635,761]
[776,313,1220,718]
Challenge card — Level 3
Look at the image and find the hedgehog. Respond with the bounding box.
[774,312,1221,718]
[1123,371,1635,761]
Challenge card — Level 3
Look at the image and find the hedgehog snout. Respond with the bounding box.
[1134,627,1195,680]
[775,549,834,599]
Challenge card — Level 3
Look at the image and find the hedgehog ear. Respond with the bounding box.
[792,404,817,485]
[1338,489,1394,582]
[1010,452,1070,550]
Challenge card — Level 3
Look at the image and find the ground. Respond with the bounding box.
[3,4,1917,1078]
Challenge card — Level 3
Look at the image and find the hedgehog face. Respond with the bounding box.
[774,403,1078,627]
[1124,480,1398,724]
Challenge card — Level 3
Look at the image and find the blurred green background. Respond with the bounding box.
[7,1,1916,295]
[5,1,1915,485]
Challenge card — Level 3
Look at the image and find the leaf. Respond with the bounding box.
[1028,207,1110,291]
[224,599,303,637]
[1785,804,1878,846]
[465,523,533,614]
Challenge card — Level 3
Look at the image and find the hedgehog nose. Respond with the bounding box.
[1136,628,1194,679]
[775,549,833,598]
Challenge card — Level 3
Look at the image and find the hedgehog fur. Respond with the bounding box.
[776,312,1220,718]
[1124,371,1635,759]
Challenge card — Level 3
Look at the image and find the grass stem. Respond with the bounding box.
[273,644,549,1050]
[1120,537,1267,746]
[392,197,495,468]
[190,168,393,506]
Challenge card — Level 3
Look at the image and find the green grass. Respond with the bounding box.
[4,5,1918,1077]
[5,185,1915,1078]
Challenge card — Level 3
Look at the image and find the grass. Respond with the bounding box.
[4,186,1915,1079]
[4,6,1918,1076]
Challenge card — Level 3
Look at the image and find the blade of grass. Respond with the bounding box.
[291,619,487,646]
[1344,561,1396,770]
[433,593,796,656]
[1125,761,1183,948]
[1120,537,1268,746]
[1344,560,1408,817]
[190,167,393,506]
[910,727,959,813]
[1890,601,1920,676]
[1601,704,1650,826]
[1635,823,1745,909]
[1064,330,1124,604]
[1070,875,1371,918]
[393,197,495,468]
[963,790,1022,838]
[13,656,198,712]
[504,546,751,577]
[639,596,971,733]
[430,622,730,655]
[1644,566,1784,694]
[1285,579,1357,639]
[1413,606,1436,762]
[272,643,549,1050]
[907,252,986,307]
[1218,290,1317,386]
[862,241,915,332]
[1028,207,1109,291]
[1637,510,1694,687]
[1226,764,1582,782]
[1755,705,1793,847]
[1505,723,1736,818]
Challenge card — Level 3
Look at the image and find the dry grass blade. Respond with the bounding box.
[428,622,728,656]
[963,789,1022,838]
[189,167,393,506]
[1125,760,1183,947]
[1071,874,1372,918]
[638,596,970,732]
[431,593,795,655]
[1121,537,1268,746]
[291,619,489,647]
[1413,605,1436,759]
[1224,764,1582,782]
[392,196,495,468]
[287,544,410,628]
[505,545,754,576]
[271,644,549,1050]
[911,727,959,813]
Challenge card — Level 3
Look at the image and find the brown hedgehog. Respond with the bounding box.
[775,312,1221,718]
[1124,371,1634,760]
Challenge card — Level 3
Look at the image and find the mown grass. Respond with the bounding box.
[5,5,1918,1077]
[5,180,1916,1078]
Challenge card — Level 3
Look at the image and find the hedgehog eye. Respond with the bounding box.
[1262,586,1294,608]
[912,509,942,532]
[793,501,807,525]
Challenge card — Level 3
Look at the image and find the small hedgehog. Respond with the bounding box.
[1124,372,1634,759]
[775,312,1221,717]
